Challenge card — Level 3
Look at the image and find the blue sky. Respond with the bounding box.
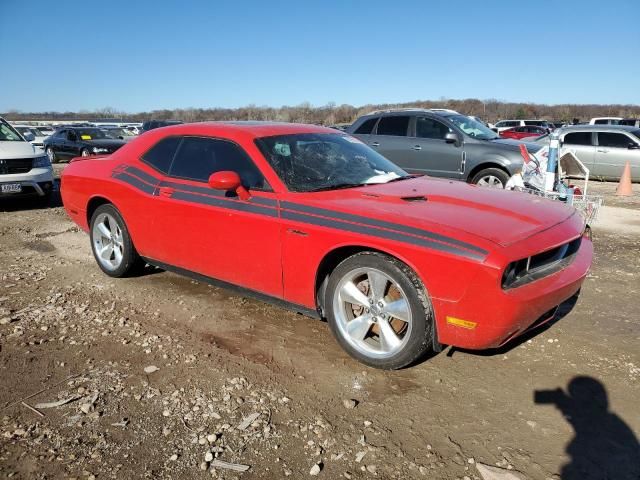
[2,0,639,112]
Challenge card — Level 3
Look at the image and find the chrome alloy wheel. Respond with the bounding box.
[332,267,412,359]
[46,147,55,162]
[81,149,90,157]
[92,213,124,271]
[476,175,504,188]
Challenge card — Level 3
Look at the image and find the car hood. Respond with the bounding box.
[84,139,127,148]
[487,137,543,153]
[0,140,39,159]
[301,177,578,248]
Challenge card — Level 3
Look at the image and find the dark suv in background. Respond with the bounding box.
[141,120,183,132]
[347,109,542,188]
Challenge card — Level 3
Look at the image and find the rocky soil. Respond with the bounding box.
[0,172,638,479]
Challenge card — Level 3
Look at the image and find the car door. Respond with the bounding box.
[148,135,283,297]
[403,116,462,178]
[49,129,66,156]
[364,115,411,166]
[561,131,596,172]
[65,130,80,158]
[594,131,639,180]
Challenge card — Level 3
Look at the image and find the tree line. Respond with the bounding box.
[4,99,640,125]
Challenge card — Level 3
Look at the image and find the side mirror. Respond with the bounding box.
[628,143,639,150]
[24,132,36,142]
[445,132,460,146]
[208,171,250,200]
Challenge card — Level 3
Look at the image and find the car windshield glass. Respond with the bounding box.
[447,115,498,140]
[0,121,24,141]
[75,128,108,140]
[255,133,410,192]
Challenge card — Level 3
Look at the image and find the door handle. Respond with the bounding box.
[370,142,380,147]
[596,149,609,153]
[158,186,175,198]
[411,145,422,151]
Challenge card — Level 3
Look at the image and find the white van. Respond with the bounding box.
[0,117,55,202]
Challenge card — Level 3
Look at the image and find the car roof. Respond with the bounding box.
[559,124,639,133]
[145,121,337,139]
[360,108,460,118]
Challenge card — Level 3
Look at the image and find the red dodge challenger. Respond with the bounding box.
[61,122,593,369]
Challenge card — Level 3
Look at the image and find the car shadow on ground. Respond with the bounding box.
[534,376,640,479]
[446,293,580,358]
[0,181,63,212]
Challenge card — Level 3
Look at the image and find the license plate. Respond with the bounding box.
[1,183,22,193]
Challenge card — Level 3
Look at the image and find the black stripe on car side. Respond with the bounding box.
[112,172,156,195]
[123,165,159,186]
[281,210,485,261]
[170,191,279,218]
[280,201,488,256]
[123,165,278,207]
[113,166,485,260]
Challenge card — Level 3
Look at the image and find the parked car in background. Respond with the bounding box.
[557,125,640,181]
[619,118,640,127]
[347,109,542,188]
[14,125,48,148]
[493,119,552,133]
[44,127,126,163]
[589,117,622,125]
[141,120,183,132]
[101,126,137,142]
[0,117,54,202]
[60,121,593,369]
[500,125,549,140]
[33,126,55,137]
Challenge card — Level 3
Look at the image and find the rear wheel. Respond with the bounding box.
[325,252,434,369]
[81,148,91,157]
[90,204,144,277]
[471,167,509,188]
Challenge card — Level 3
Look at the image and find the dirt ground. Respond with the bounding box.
[1,167,639,480]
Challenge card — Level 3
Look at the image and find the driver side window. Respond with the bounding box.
[67,130,77,141]
[168,136,269,190]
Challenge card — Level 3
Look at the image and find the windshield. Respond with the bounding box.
[447,115,498,140]
[0,121,24,142]
[255,133,410,192]
[75,128,109,140]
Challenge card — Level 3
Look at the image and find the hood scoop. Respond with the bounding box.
[401,195,428,202]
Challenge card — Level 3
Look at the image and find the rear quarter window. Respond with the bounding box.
[141,136,182,173]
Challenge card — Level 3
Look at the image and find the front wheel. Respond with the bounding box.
[325,252,434,369]
[90,204,144,277]
[470,167,509,188]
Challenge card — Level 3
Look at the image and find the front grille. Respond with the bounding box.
[502,237,582,289]
[0,158,33,175]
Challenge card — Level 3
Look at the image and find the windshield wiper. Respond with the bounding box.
[308,182,370,192]
[384,175,416,183]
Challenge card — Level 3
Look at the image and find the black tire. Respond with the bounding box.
[325,252,434,370]
[89,204,144,277]
[46,147,57,164]
[470,167,509,188]
[38,191,52,207]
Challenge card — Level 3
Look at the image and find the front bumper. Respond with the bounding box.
[433,235,593,349]
[0,168,55,197]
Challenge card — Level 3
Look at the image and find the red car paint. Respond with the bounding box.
[500,126,549,140]
[61,122,592,350]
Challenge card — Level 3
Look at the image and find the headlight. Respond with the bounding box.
[32,155,51,168]
[92,147,109,153]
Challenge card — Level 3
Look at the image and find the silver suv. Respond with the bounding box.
[347,109,542,188]
[0,117,55,201]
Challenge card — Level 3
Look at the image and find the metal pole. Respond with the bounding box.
[545,130,560,192]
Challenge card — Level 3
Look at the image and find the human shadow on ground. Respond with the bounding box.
[535,376,640,479]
